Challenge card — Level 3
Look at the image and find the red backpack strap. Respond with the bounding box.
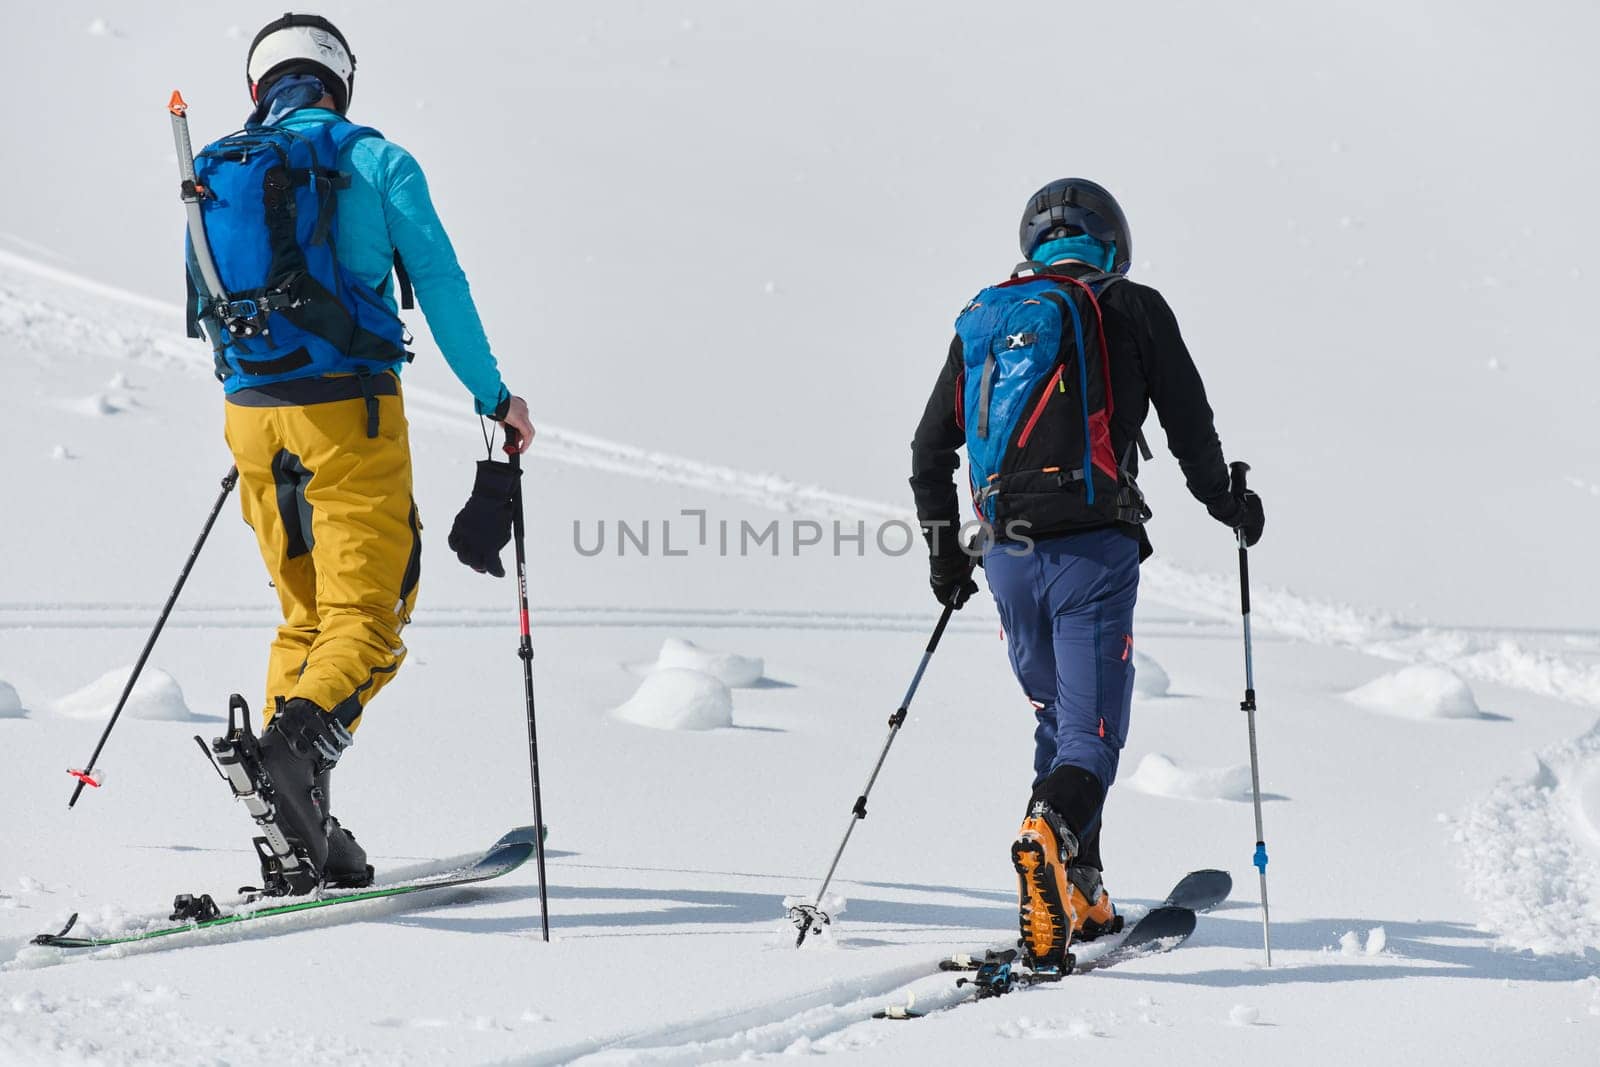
[1048,274,1116,419]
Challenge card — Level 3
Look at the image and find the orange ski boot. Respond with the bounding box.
[1011,801,1079,967]
[1067,864,1124,941]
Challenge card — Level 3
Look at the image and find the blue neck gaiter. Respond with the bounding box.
[1030,233,1116,272]
[246,74,331,128]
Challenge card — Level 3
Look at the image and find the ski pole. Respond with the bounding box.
[1230,460,1272,966]
[789,603,955,947]
[68,466,239,808]
[506,427,551,942]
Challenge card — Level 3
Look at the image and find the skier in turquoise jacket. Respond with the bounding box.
[206,11,535,894]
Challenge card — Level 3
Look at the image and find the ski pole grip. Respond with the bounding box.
[1229,461,1251,496]
[503,425,522,469]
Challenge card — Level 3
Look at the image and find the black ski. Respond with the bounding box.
[874,868,1230,1018]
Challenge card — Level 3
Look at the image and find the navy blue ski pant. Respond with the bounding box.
[984,528,1140,827]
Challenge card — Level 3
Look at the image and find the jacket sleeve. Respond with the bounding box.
[379,150,510,416]
[909,335,967,555]
[1121,286,1231,511]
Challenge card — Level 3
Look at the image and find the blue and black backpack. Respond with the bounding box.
[185,120,413,394]
[956,266,1149,534]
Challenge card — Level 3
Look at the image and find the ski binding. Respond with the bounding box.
[193,694,319,897]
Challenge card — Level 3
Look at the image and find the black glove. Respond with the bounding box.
[1207,489,1265,547]
[929,551,980,609]
[448,460,520,577]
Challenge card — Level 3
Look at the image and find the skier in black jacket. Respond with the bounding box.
[909,178,1264,969]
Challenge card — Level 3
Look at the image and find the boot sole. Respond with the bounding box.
[324,864,375,890]
[1012,835,1071,966]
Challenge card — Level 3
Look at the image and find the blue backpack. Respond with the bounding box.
[185,120,412,394]
[956,267,1145,533]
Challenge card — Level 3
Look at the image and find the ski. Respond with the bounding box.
[29,826,539,951]
[874,868,1230,1019]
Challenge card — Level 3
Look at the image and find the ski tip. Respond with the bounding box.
[495,826,543,849]
[168,90,187,116]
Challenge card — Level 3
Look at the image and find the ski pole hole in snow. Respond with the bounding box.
[51,667,202,722]
[1343,664,1489,720]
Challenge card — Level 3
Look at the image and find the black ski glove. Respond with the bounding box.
[448,460,520,577]
[929,551,980,610]
[1207,489,1266,547]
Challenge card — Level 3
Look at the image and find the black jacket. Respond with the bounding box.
[910,263,1232,558]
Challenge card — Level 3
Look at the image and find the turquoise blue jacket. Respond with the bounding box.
[275,108,509,415]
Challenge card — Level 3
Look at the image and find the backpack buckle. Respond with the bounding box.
[221,298,271,339]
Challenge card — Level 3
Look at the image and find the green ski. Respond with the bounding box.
[30,826,540,951]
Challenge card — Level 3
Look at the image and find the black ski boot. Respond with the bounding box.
[316,769,374,889]
[255,697,352,891]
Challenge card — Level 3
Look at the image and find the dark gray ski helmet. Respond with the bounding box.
[1019,178,1132,274]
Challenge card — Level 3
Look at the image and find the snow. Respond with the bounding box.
[613,667,733,730]
[1132,649,1171,698]
[0,680,25,718]
[1457,720,1600,955]
[1345,664,1485,720]
[650,636,765,687]
[50,667,199,723]
[2,3,1600,1065]
[1125,752,1258,803]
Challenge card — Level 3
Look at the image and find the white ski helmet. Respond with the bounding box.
[247,12,356,113]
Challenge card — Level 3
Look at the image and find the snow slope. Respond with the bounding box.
[4,3,1600,1065]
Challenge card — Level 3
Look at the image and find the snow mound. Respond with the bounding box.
[1345,664,1484,720]
[73,391,134,416]
[1228,1004,1261,1026]
[1125,753,1255,802]
[652,638,765,687]
[1132,650,1170,697]
[0,679,25,718]
[613,669,732,731]
[52,667,199,722]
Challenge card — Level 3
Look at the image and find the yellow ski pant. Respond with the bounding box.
[224,381,421,732]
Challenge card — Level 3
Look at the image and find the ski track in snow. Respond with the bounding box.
[505,917,1155,1066]
[1457,719,1600,957]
